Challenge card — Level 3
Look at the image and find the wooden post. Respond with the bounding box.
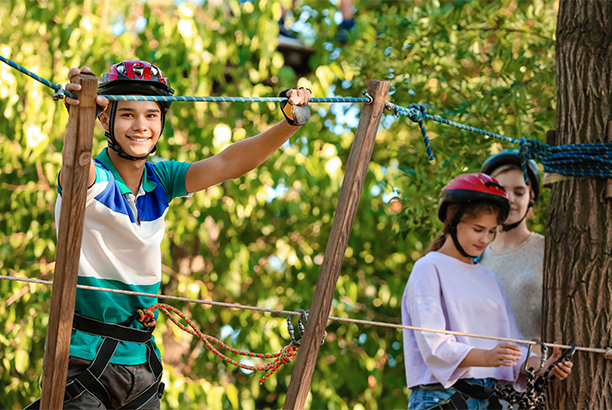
[40,73,97,409]
[283,79,390,410]
[606,121,612,199]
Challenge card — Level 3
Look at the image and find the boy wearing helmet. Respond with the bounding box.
[479,150,544,345]
[28,62,311,409]
[401,174,571,410]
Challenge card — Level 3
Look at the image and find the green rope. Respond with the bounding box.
[390,102,612,183]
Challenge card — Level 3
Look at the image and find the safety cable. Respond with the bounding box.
[2,274,610,357]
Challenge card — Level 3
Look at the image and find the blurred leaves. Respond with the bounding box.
[0,0,555,408]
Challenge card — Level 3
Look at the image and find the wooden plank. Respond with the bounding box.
[40,73,98,409]
[283,79,390,410]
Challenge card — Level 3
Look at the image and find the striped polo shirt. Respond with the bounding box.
[55,148,191,365]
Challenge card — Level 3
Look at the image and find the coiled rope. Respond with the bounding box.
[387,102,612,185]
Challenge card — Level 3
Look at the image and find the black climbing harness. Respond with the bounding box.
[422,379,502,410]
[423,340,576,410]
[27,313,164,409]
[494,340,576,410]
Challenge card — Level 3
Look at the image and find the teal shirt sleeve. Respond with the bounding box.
[57,162,110,196]
[151,160,192,202]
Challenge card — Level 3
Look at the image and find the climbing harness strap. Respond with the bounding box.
[422,379,502,410]
[26,313,164,409]
[493,342,576,410]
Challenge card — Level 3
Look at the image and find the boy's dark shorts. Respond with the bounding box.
[33,356,161,410]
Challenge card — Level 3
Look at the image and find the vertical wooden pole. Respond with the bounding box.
[40,73,97,409]
[283,79,390,410]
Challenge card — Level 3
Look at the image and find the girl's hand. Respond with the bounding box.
[541,347,573,381]
[485,342,523,367]
[65,66,108,108]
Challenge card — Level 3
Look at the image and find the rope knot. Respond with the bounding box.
[518,137,550,185]
[137,307,157,328]
[404,103,427,122]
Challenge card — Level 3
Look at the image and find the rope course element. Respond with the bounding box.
[387,102,612,184]
[0,54,77,100]
[100,94,373,104]
[2,274,610,358]
[0,54,372,106]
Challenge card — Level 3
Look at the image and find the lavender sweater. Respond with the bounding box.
[402,251,529,390]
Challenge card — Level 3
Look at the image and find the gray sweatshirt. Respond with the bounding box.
[479,232,544,342]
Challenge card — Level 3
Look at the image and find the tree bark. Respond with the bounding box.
[545,1,612,409]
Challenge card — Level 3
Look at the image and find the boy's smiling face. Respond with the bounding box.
[100,100,162,159]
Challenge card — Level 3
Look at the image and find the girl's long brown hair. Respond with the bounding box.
[425,201,505,255]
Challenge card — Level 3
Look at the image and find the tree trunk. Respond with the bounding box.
[545,1,612,409]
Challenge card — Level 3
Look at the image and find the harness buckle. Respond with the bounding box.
[157,381,165,399]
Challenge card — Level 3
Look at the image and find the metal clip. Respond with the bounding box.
[542,344,576,379]
[524,339,548,375]
[384,101,396,111]
[286,309,325,347]
[53,84,66,101]
[287,309,308,346]
[362,90,373,104]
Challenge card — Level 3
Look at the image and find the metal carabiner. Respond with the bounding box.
[542,344,576,379]
[286,309,325,347]
[53,84,66,101]
[524,339,548,375]
[287,309,308,346]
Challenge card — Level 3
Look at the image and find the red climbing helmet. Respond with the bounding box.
[98,60,175,161]
[98,60,174,110]
[438,173,510,222]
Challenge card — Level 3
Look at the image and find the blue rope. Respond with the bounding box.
[0,54,371,105]
[0,54,77,100]
[391,102,612,183]
[100,95,371,104]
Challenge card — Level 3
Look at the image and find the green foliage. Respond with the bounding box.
[0,0,556,408]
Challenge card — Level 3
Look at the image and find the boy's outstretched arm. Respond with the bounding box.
[59,66,109,189]
[185,88,310,193]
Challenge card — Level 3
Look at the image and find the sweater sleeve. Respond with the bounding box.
[405,259,473,387]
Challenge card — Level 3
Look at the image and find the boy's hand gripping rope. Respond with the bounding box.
[137,304,326,384]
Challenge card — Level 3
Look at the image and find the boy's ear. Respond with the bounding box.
[98,110,110,132]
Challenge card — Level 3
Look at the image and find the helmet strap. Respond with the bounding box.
[105,101,165,161]
[447,203,478,259]
[501,193,535,232]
